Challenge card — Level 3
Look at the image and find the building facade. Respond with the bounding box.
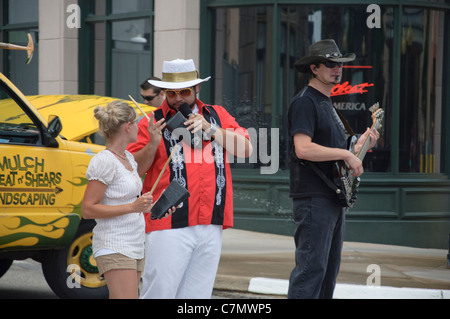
[1,0,449,248]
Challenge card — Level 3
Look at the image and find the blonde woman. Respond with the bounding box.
[82,100,171,299]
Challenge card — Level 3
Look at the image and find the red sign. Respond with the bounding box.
[331,81,374,97]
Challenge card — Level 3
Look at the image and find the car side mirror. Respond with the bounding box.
[47,115,62,138]
[43,115,62,147]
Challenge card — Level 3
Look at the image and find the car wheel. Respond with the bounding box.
[41,221,108,299]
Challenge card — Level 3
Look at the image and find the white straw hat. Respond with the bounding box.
[149,59,211,89]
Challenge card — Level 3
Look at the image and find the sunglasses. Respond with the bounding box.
[165,88,194,99]
[320,61,343,68]
[141,94,157,102]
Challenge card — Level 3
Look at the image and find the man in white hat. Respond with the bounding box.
[128,58,252,299]
[287,40,379,298]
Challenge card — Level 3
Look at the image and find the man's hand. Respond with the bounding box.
[344,151,364,177]
[354,128,380,155]
[184,113,210,134]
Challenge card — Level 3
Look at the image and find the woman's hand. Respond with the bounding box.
[133,192,153,213]
[146,112,166,143]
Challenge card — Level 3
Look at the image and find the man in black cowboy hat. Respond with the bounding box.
[287,39,379,299]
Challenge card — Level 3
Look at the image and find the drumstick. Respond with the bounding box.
[128,95,150,120]
[129,94,162,135]
[149,144,180,195]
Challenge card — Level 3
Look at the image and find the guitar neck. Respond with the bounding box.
[356,137,372,161]
[356,120,381,161]
[342,105,383,196]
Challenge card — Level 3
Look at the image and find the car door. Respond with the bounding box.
[0,78,75,250]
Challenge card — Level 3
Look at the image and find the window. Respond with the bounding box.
[80,0,153,100]
[0,0,39,94]
[0,82,41,145]
[111,18,152,99]
[214,7,274,169]
[399,8,445,173]
[111,0,151,14]
[298,5,393,173]
[212,5,393,172]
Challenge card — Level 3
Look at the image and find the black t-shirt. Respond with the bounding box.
[288,86,348,199]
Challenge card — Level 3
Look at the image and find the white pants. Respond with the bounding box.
[140,224,223,299]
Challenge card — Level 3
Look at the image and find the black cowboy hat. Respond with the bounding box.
[294,39,356,73]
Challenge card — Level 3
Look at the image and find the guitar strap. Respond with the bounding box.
[301,160,341,194]
[335,108,355,137]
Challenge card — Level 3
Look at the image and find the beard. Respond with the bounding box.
[167,100,196,111]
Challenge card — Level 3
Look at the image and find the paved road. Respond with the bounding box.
[0,259,273,299]
[218,229,450,289]
[1,229,449,299]
[0,259,57,299]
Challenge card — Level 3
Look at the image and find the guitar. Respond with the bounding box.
[333,103,384,208]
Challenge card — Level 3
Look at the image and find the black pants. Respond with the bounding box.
[288,197,345,299]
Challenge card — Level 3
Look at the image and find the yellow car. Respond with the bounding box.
[0,72,154,298]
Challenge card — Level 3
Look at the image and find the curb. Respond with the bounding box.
[214,275,450,299]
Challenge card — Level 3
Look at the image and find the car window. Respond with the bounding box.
[0,84,41,145]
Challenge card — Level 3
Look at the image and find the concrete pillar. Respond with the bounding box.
[38,0,78,94]
[153,0,200,76]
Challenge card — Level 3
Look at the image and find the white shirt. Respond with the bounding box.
[85,150,145,259]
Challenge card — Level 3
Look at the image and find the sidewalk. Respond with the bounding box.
[214,229,450,299]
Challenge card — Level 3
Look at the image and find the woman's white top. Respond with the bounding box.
[85,150,145,259]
